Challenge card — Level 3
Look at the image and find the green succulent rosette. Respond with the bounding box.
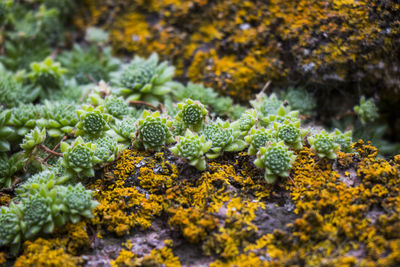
[60,137,100,179]
[7,103,41,139]
[0,204,23,255]
[204,119,247,159]
[308,130,340,159]
[28,57,67,91]
[20,127,46,155]
[75,105,112,138]
[244,127,275,156]
[38,101,78,138]
[261,106,299,127]
[332,129,353,153]
[0,109,13,151]
[170,130,212,171]
[254,141,297,183]
[0,152,23,188]
[274,120,307,150]
[233,109,258,136]
[174,99,208,132]
[90,135,122,163]
[117,53,175,104]
[111,117,137,147]
[354,96,379,125]
[58,183,98,224]
[134,110,174,151]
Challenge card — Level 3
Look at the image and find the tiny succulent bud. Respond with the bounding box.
[254,141,297,183]
[170,130,212,170]
[232,109,258,136]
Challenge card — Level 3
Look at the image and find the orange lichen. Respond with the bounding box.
[111,240,181,267]
[13,238,81,267]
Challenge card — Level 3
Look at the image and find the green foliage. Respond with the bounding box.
[0,152,23,188]
[203,119,247,159]
[170,130,212,171]
[354,96,379,125]
[261,106,299,127]
[254,141,296,184]
[85,27,109,45]
[15,168,58,197]
[244,127,275,156]
[76,105,111,138]
[117,53,175,104]
[60,137,100,179]
[135,110,174,151]
[308,130,340,159]
[174,99,208,132]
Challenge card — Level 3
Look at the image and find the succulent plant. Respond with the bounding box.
[0,204,23,255]
[104,96,130,119]
[354,96,379,125]
[170,130,212,170]
[20,127,46,155]
[0,109,13,151]
[117,53,175,104]
[75,105,111,138]
[261,106,299,127]
[332,129,353,153]
[134,110,174,151]
[251,93,284,117]
[8,103,41,138]
[0,72,40,108]
[60,137,100,179]
[281,87,316,117]
[244,127,275,156]
[232,109,258,136]
[308,130,340,159]
[174,99,208,132]
[28,57,66,91]
[90,135,122,163]
[16,168,58,197]
[203,119,247,159]
[254,141,297,183]
[111,117,137,147]
[58,45,119,84]
[0,152,23,188]
[274,120,306,150]
[38,101,78,138]
[172,121,187,136]
[20,191,58,239]
[59,183,98,223]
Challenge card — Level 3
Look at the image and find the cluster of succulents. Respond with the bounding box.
[0,1,379,258]
[354,96,379,124]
